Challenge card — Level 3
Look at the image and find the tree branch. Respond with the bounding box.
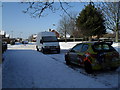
[22,1,74,18]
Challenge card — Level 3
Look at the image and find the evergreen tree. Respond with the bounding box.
[76,3,106,41]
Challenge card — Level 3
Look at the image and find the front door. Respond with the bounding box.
[69,44,83,64]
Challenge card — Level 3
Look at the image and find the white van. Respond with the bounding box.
[36,32,60,53]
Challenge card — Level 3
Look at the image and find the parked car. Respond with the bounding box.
[10,40,15,45]
[65,41,120,73]
[2,41,7,53]
[22,40,28,44]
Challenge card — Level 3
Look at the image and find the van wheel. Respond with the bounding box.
[37,48,39,51]
[36,46,39,51]
[41,48,45,54]
[84,61,93,74]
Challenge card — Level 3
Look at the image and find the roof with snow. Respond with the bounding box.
[5,34,10,38]
[33,34,37,38]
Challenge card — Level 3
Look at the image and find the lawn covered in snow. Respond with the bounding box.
[2,41,120,88]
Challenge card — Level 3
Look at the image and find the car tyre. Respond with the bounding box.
[84,61,93,74]
[37,48,39,51]
[41,48,45,54]
[36,46,39,51]
[65,55,71,65]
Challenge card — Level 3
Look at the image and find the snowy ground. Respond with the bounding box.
[2,42,120,88]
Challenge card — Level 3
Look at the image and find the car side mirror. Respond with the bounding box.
[40,40,43,44]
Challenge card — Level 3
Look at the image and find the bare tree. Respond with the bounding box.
[57,12,78,42]
[57,15,69,42]
[67,12,78,37]
[97,2,120,42]
[22,1,73,18]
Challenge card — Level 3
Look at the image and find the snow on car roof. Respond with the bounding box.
[76,41,113,46]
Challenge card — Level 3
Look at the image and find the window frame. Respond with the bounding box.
[81,44,89,52]
[71,44,83,53]
[92,43,116,52]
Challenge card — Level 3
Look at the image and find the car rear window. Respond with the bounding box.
[93,43,116,52]
[94,44,102,50]
[103,44,109,50]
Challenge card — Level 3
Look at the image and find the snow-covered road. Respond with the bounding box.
[2,42,120,88]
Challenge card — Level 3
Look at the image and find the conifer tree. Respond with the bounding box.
[76,3,106,41]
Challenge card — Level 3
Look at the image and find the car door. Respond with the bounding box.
[69,44,83,64]
[81,44,89,54]
[79,44,89,63]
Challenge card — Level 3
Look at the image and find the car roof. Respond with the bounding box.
[77,42,95,44]
[77,41,113,46]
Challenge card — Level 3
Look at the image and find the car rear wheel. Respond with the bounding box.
[65,55,71,65]
[84,61,93,74]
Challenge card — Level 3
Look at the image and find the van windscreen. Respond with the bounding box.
[42,36,57,42]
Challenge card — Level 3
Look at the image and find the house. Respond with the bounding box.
[0,30,6,38]
[49,29,60,38]
[5,34,10,39]
[32,34,37,42]
[28,34,37,42]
